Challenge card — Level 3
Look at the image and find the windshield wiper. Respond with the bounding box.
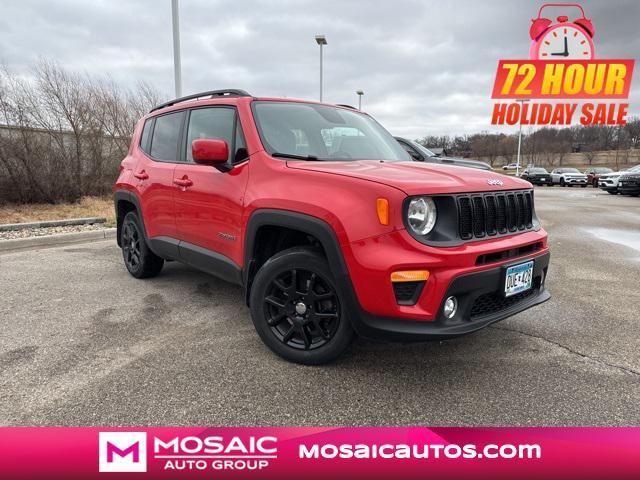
[271,152,320,161]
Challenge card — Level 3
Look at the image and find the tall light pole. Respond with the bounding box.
[516,99,530,176]
[356,90,364,110]
[171,0,182,97]
[315,35,327,102]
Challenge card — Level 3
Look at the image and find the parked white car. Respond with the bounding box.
[502,163,519,170]
[599,165,640,195]
[550,168,588,187]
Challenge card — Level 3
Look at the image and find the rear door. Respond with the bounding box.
[173,106,249,266]
[136,110,185,242]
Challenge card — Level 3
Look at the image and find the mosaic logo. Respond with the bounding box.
[99,432,147,473]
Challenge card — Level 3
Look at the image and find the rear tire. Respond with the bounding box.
[249,247,354,365]
[607,190,617,195]
[120,211,164,278]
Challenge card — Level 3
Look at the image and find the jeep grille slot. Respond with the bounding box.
[471,196,486,237]
[506,194,517,231]
[523,191,533,228]
[496,195,507,233]
[484,196,497,236]
[458,197,473,240]
[455,190,535,241]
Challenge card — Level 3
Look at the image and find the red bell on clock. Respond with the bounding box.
[529,3,595,60]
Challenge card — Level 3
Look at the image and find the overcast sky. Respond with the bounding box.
[1,0,638,138]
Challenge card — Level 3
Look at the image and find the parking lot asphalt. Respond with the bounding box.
[1,187,639,426]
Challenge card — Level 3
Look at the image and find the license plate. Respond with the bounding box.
[540,177,547,181]
[504,261,534,297]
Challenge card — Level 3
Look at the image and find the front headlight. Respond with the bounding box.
[407,197,437,235]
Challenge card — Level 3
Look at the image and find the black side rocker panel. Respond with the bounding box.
[114,189,242,285]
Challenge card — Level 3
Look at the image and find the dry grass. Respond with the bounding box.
[0,196,115,226]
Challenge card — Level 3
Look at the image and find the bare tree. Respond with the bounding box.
[0,60,166,204]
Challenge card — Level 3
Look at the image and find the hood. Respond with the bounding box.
[562,172,587,177]
[620,172,640,179]
[287,160,529,195]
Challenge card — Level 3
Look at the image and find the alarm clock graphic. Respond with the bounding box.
[529,3,595,60]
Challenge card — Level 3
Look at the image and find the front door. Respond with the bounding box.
[173,107,249,266]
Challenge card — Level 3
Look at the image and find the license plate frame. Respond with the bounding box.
[503,260,534,297]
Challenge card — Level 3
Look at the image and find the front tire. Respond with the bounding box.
[120,211,164,278]
[560,178,566,187]
[249,247,354,365]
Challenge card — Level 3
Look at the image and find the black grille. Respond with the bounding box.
[470,278,541,319]
[456,190,534,240]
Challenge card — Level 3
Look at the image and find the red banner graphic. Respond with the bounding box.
[492,59,635,99]
[0,427,638,479]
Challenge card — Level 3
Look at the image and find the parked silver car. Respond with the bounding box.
[600,165,640,195]
[550,168,588,187]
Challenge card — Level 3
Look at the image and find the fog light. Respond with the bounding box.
[443,296,458,318]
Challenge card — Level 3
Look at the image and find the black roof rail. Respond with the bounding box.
[336,104,358,110]
[150,89,252,113]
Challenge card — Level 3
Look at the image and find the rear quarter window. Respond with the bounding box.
[139,118,153,154]
[150,111,185,161]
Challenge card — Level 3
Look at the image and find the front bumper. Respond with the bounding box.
[565,177,587,185]
[618,179,640,195]
[599,178,619,191]
[340,239,550,341]
[529,176,553,185]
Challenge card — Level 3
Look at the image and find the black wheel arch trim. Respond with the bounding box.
[243,209,351,304]
[114,190,148,248]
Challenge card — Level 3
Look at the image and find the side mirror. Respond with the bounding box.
[192,139,229,165]
[409,151,422,161]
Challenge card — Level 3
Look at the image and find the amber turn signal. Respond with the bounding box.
[376,198,389,225]
[390,270,430,283]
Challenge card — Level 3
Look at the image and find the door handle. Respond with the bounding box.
[173,176,193,188]
[133,170,149,180]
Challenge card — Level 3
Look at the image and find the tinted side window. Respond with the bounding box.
[186,108,235,162]
[150,111,184,161]
[139,118,153,154]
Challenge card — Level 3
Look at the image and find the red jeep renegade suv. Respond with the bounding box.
[113,89,550,364]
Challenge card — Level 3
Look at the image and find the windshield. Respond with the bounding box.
[564,168,580,173]
[595,168,612,173]
[626,165,640,173]
[530,168,548,173]
[252,101,411,161]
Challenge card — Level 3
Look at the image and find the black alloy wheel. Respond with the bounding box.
[249,247,354,364]
[263,268,340,350]
[122,220,142,271]
[120,211,164,278]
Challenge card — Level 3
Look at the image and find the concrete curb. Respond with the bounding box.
[0,228,116,252]
[0,217,106,232]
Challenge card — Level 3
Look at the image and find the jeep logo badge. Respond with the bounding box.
[487,179,504,186]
